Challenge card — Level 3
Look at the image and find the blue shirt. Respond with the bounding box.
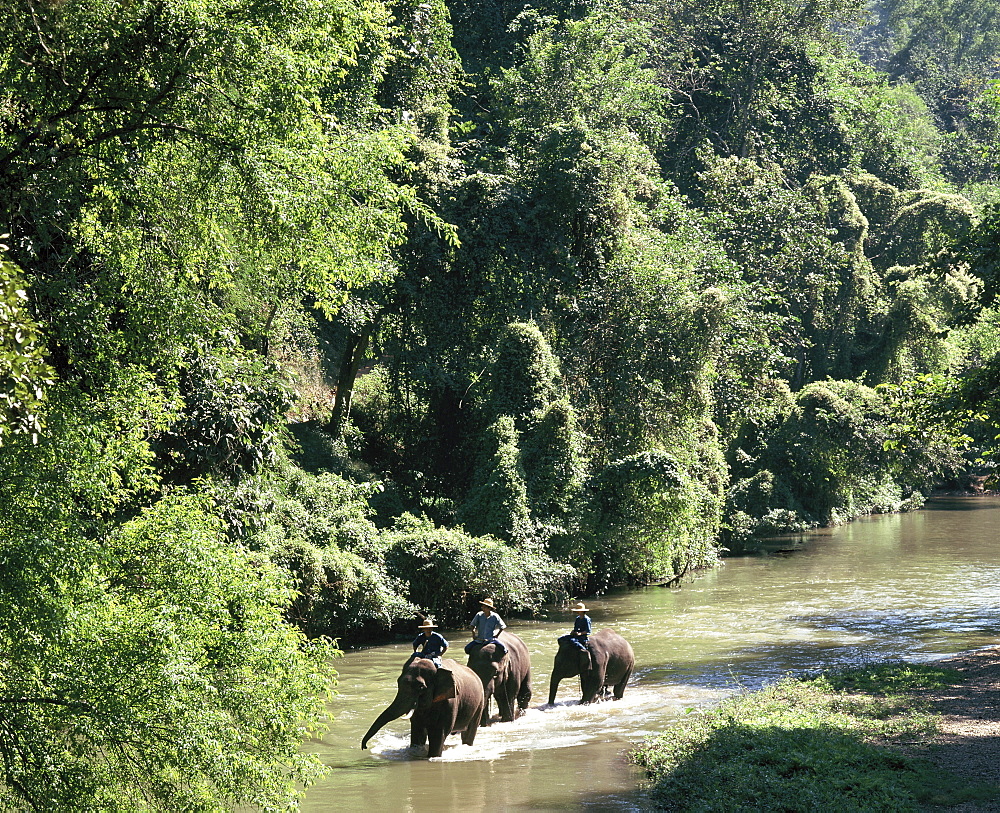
[572,614,592,637]
[413,631,449,658]
[470,611,506,641]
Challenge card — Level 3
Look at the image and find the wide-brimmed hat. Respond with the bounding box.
[572,602,589,613]
[479,598,496,610]
[417,619,438,630]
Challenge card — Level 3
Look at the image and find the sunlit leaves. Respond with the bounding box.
[0,493,338,811]
[0,255,54,444]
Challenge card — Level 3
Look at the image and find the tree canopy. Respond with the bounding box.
[4,0,1000,805]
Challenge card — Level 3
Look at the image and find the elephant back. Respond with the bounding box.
[441,660,486,732]
[498,630,530,669]
[467,630,530,675]
[590,628,635,671]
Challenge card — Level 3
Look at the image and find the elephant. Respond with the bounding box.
[547,628,634,705]
[361,657,485,758]
[466,629,532,725]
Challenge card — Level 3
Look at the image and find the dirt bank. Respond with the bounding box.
[915,647,1000,811]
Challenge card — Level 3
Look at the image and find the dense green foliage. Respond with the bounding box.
[0,254,53,443]
[4,0,1000,804]
[632,663,1000,811]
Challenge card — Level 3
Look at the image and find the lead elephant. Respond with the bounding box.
[361,657,485,758]
[466,630,532,725]
[548,628,634,705]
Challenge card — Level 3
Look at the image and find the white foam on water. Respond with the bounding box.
[364,682,728,762]
[366,733,428,760]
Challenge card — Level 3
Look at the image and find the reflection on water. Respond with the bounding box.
[301,496,1000,811]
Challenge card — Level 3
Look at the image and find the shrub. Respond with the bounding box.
[577,449,721,591]
[155,346,292,481]
[270,539,414,641]
[220,465,414,639]
[728,379,949,535]
[383,514,574,625]
[460,415,532,542]
[520,398,587,523]
[724,471,808,550]
[484,321,561,427]
[0,492,338,810]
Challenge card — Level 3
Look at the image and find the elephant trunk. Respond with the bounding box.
[548,672,561,706]
[361,694,414,749]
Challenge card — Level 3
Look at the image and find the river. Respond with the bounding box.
[300,496,1000,811]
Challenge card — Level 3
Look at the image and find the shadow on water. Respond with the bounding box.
[923,495,1000,511]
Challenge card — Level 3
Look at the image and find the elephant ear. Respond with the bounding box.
[432,668,458,704]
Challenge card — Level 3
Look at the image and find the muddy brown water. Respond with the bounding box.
[301,496,1000,811]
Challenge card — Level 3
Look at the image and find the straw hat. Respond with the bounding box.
[479,598,496,610]
[417,619,438,630]
[572,602,589,613]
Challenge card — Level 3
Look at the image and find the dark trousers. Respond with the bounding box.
[465,638,507,656]
[559,633,589,651]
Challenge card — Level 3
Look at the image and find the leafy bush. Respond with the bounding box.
[383,513,574,625]
[726,379,955,540]
[155,345,292,481]
[521,398,588,523]
[220,465,414,640]
[0,255,55,444]
[460,415,533,542]
[878,190,976,270]
[0,492,337,811]
[484,322,561,427]
[775,381,908,522]
[271,539,415,640]
[724,469,808,549]
[576,449,720,590]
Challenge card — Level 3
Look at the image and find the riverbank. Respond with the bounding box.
[631,648,1000,812]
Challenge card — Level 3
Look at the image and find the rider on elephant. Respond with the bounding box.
[558,602,592,670]
[465,598,507,658]
[412,619,449,666]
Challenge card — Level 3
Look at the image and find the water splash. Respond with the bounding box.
[364,684,728,762]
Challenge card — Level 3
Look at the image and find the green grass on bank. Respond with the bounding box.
[631,663,1000,812]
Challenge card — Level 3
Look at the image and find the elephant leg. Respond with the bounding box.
[480,689,493,727]
[581,669,603,704]
[410,718,428,749]
[613,667,632,700]
[462,710,481,747]
[427,727,446,758]
[548,672,564,706]
[517,671,532,710]
[497,682,516,722]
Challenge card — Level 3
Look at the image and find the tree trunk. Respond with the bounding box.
[329,309,387,439]
[260,301,279,356]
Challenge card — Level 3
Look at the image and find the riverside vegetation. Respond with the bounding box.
[631,660,1000,811]
[4,0,1000,807]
